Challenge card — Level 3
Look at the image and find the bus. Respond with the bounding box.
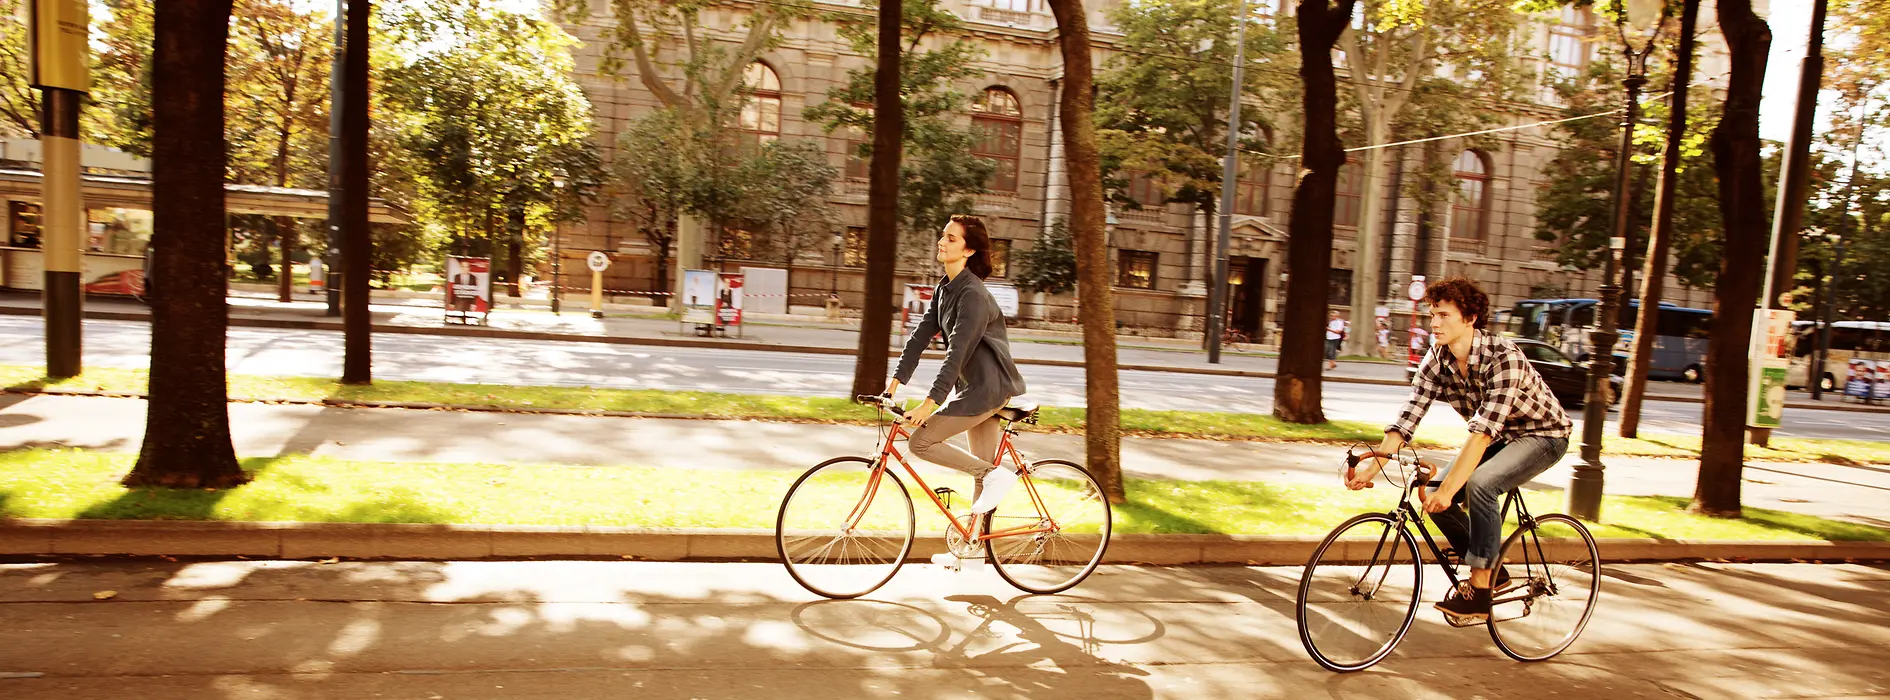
[1788,320,1890,392]
[1505,298,1714,382]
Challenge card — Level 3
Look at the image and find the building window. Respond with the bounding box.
[843,104,872,181]
[8,201,42,248]
[972,0,1041,11]
[1126,173,1164,208]
[1452,150,1492,240]
[1334,163,1362,228]
[720,227,755,260]
[843,226,868,266]
[972,87,1023,193]
[990,239,1010,278]
[1117,250,1157,289]
[1329,268,1353,307]
[738,62,782,150]
[1548,6,1593,82]
[1235,158,1269,216]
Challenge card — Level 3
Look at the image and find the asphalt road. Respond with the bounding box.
[1,559,1885,699]
[2,317,1886,441]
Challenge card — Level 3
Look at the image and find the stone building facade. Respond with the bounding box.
[548,0,1739,341]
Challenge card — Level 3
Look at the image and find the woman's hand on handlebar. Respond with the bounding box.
[883,379,901,398]
[1346,455,1387,490]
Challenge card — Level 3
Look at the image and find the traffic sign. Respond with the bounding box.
[586,251,610,273]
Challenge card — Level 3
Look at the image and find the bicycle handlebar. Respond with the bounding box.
[855,394,907,417]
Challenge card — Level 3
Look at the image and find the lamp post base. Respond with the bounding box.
[1568,466,1605,522]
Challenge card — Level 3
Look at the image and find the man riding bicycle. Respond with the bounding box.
[1346,277,1572,625]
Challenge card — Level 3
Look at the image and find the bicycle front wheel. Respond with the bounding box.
[985,459,1112,594]
[1296,513,1423,673]
[776,456,915,599]
[1488,513,1601,662]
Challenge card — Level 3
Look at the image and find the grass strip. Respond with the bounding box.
[3,449,1884,543]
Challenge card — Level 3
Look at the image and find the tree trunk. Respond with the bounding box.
[1047,0,1123,503]
[507,208,526,298]
[124,0,248,489]
[1695,0,1770,517]
[340,0,371,385]
[1276,0,1357,424]
[1621,0,1698,438]
[276,216,297,302]
[851,0,905,398]
[1345,117,1390,358]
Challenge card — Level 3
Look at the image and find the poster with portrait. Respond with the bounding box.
[682,269,717,325]
[716,272,744,326]
[444,256,493,322]
[903,284,936,332]
[1848,359,1879,400]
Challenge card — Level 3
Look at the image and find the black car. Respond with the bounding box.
[1402,338,1622,408]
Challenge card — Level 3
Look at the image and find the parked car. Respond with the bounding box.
[1403,339,1622,408]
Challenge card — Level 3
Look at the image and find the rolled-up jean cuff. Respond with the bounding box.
[1461,436,1568,571]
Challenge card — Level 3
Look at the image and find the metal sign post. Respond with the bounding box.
[587,251,610,319]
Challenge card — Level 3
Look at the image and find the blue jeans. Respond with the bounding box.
[1429,436,1570,571]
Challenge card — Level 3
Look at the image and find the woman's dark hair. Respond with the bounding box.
[1424,276,1491,329]
[952,214,995,279]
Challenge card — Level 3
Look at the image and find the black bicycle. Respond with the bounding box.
[1295,445,1602,672]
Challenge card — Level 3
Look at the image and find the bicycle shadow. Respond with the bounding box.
[790,594,1160,698]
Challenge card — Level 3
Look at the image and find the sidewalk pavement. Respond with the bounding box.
[3,288,1881,414]
[0,393,1882,563]
[5,560,1886,699]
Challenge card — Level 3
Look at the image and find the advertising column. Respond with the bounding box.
[31,0,90,378]
[1747,308,1796,433]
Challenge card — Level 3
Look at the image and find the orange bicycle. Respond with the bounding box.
[775,394,1112,599]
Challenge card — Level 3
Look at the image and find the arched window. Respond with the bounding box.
[1333,162,1361,228]
[1235,126,1273,216]
[738,62,782,150]
[1452,150,1492,240]
[843,103,873,181]
[972,87,1024,193]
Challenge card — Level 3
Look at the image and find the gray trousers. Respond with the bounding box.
[908,407,1005,502]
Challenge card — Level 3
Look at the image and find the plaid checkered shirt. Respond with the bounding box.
[1387,330,1573,443]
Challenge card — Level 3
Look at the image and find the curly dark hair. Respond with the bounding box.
[1424,276,1491,329]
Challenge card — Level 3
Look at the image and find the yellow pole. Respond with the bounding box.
[590,268,604,319]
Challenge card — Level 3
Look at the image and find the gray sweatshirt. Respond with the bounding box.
[893,271,1027,416]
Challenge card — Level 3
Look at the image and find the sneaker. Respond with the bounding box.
[1435,584,1492,625]
[970,467,1018,514]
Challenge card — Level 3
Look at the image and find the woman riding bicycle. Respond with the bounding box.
[883,214,1028,516]
[1345,276,1572,625]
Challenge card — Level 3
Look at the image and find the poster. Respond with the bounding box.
[715,272,744,326]
[1850,359,1882,400]
[682,269,716,325]
[903,284,936,331]
[1748,308,1795,426]
[987,282,1020,318]
[445,256,492,315]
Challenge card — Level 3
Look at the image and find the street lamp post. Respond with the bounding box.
[551,172,566,315]
[832,231,843,297]
[1206,0,1250,365]
[1570,0,1665,523]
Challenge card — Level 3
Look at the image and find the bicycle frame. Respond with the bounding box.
[840,418,1062,545]
[1353,456,1559,611]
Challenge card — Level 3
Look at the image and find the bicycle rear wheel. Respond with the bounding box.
[1296,513,1423,673]
[985,459,1112,594]
[1488,513,1601,662]
[776,457,915,599]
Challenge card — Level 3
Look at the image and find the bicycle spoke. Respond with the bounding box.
[986,460,1112,595]
[1297,514,1422,673]
[777,458,914,599]
[1488,514,1601,662]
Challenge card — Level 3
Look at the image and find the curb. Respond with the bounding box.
[3,519,1886,565]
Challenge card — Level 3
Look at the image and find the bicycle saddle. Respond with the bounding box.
[997,399,1040,423]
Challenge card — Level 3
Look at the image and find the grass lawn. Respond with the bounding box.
[6,364,1888,465]
[3,449,1884,544]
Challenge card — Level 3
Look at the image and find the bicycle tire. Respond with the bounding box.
[1487,513,1601,662]
[776,456,915,599]
[985,459,1112,595]
[1296,513,1424,673]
